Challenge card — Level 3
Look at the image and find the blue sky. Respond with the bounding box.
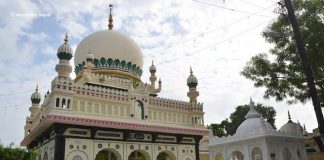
[0,0,319,145]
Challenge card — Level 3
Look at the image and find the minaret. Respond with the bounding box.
[187,67,199,104]
[29,84,41,118]
[55,33,73,79]
[108,4,113,30]
[25,85,41,136]
[149,60,161,95]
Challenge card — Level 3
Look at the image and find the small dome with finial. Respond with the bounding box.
[149,60,156,73]
[187,67,198,88]
[31,85,41,104]
[57,33,73,60]
[279,111,303,134]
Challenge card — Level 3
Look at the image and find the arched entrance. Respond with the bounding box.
[156,151,176,160]
[95,149,121,160]
[230,151,244,160]
[128,150,150,160]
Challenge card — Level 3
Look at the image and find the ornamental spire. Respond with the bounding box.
[64,32,68,43]
[108,4,113,30]
[36,83,38,91]
[249,97,255,110]
[190,66,193,74]
[288,110,292,123]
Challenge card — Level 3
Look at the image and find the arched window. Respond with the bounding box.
[135,101,144,120]
[230,151,244,160]
[73,155,82,160]
[157,151,176,160]
[95,149,118,160]
[67,99,71,109]
[252,147,262,160]
[282,148,291,160]
[56,98,60,107]
[62,98,66,108]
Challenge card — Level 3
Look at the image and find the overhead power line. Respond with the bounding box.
[192,0,275,17]
[241,0,272,10]
[158,20,268,65]
[147,3,275,58]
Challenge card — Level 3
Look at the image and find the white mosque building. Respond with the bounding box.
[209,99,307,160]
[21,6,208,160]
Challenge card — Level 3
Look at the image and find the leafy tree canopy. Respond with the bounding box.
[0,142,36,160]
[241,0,324,105]
[207,103,276,137]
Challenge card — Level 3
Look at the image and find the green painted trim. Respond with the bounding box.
[57,52,72,60]
[74,57,143,77]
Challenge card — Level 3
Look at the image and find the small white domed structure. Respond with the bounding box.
[236,98,275,137]
[209,98,307,160]
[279,111,303,134]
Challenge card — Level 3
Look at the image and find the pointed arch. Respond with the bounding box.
[56,98,60,107]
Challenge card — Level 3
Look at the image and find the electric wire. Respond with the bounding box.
[147,3,276,57]
[158,20,269,65]
[192,0,275,17]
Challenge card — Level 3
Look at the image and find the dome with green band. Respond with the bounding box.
[74,30,143,77]
[57,33,73,60]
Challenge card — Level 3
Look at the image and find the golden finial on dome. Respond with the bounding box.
[64,32,68,43]
[108,4,113,30]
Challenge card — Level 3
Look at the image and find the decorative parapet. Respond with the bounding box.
[149,97,204,112]
[74,57,143,77]
[209,129,304,146]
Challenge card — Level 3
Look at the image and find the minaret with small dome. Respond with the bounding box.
[24,85,41,136]
[187,66,199,104]
[148,60,161,96]
[55,33,73,79]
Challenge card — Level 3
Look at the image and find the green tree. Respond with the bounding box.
[241,0,324,105]
[208,103,276,136]
[0,143,36,160]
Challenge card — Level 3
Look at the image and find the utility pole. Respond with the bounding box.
[283,0,324,151]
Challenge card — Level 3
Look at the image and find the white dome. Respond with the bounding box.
[279,121,303,134]
[74,30,143,71]
[235,100,275,137]
[236,116,275,137]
